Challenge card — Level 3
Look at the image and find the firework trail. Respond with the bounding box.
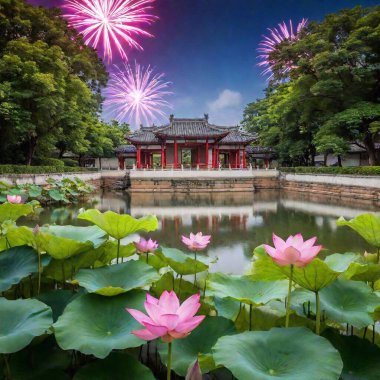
[257,19,308,78]
[63,0,157,61]
[105,62,172,127]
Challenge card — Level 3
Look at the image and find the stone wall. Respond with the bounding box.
[280,173,380,201]
[129,169,279,193]
[129,169,380,201]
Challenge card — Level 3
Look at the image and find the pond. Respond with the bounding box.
[21,189,377,274]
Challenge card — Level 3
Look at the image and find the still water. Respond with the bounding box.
[22,190,378,274]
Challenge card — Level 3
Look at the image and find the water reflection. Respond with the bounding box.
[25,190,379,275]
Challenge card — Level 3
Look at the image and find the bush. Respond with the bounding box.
[0,165,96,174]
[62,158,79,167]
[33,158,65,167]
[280,166,380,176]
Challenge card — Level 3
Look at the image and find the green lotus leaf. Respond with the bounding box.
[319,280,380,329]
[158,316,236,376]
[37,225,106,260]
[156,247,209,275]
[324,329,380,380]
[37,289,81,322]
[213,327,343,380]
[74,260,159,296]
[73,352,155,380]
[28,185,42,198]
[0,298,53,354]
[96,241,136,265]
[206,272,288,305]
[281,259,341,293]
[48,189,69,203]
[0,203,34,223]
[5,226,36,248]
[54,291,147,358]
[43,246,104,282]
[344,262,380,282]
[337,214,380,248]
[41,225,107,248]
[0,246,38,291]
[77,209,158,240]
[249,246,287,281]
[324,252,360,272]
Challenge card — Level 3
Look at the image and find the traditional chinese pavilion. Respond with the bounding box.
[119,115,256,169]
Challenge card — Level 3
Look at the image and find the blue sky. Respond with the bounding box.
[29,0,379,127]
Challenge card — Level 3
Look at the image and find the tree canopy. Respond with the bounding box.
[0,0,128,165]
[244,5,380,166]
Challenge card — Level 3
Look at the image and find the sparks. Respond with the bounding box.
[257,19,308,78]
[105,62,172,127]
[63,0,157,61]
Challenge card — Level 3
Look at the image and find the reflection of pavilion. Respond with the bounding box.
[119,115,256,169]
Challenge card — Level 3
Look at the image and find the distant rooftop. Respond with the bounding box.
[126,115,257,144]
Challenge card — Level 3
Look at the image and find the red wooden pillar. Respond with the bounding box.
[174,140,178,169]
[161,144,165,168]
[237,147,241,168]
[197,146,200,166]
[242,146,247,168]
[205,138,209,168]
[136,146,141,169]
[212,146,215,169]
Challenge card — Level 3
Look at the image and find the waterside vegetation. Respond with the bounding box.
[0,203,380,379]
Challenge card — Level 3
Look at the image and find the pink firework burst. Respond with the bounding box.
[105,63,172,127]
[257,19,308,78]
[63,0,157,61]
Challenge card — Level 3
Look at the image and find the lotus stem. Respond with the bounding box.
[285,264,294,328]
[249,304,253,331]
[37,250,41,295]
[116,239,121,264]
[315,291,321,335]
[194,251,197,285]
[146,252,149,264]
[167,342,172,380]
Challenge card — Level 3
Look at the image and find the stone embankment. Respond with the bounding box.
[1,169,379,201]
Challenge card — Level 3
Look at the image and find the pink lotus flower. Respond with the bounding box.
[186,360,202,380]
[264,233,322,267]
[181,232,211,251]
[134,237,158,253]
[126,291,205,343]
[6,195,23,204]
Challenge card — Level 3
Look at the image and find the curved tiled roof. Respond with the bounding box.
[125,116,256,144]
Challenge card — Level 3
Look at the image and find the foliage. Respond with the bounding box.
[0,165,96,174]
[280,166,380,175]
[1,203,380,379]
[244,5,380,166]
[0,177,95,204]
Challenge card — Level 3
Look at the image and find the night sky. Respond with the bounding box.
[28,0,379,127]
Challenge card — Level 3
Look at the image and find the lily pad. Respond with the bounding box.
[156,247,209,275]
[74,260,159,296]
[213,327,343,380]
[158,316,236,376]
[324,329,380,380]
[78,209,158,240]
[37,225,105,260]
[281,259,340,293]
[0,203,34,223]
[0,298,53,354]
[249,246,287,281]
[207,272,288,305]
[0,246,38,291]
[319,280,380,329]
[337,214,380,248]
[73,352,155,380]
[54,291,147,358]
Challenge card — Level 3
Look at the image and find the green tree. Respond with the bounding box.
[0,0,107,164]
[244,5,380,166]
